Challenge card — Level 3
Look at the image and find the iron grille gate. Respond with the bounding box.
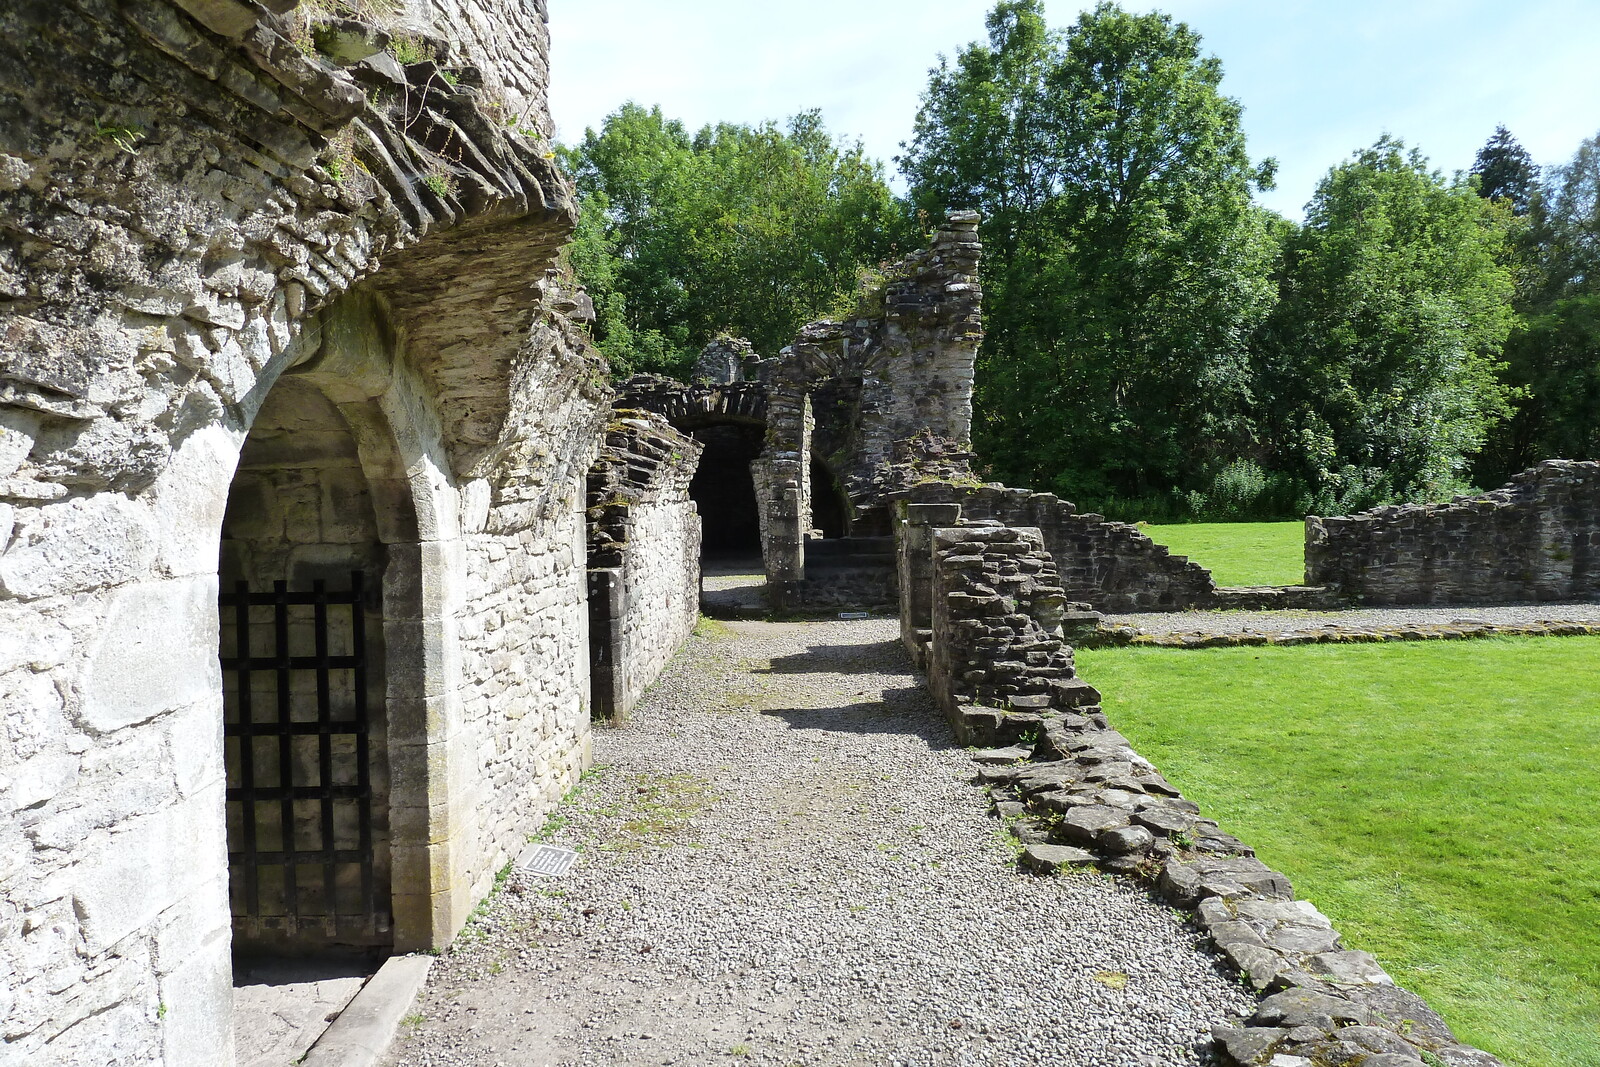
[221,572,388,944]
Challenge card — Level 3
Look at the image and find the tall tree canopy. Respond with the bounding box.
[1256,137,1517,506]
[1475,129,1600,479]
[1471,125,1540,215]
[900,0,1279,505]
[561,104,910,377]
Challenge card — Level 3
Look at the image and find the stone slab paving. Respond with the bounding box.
[380,618,1252,1067]
[1108,601,1600,639]
[233,956,376,1067]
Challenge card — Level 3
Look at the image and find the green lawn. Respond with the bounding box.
[1140,520,1305,587]
[1076,638,1600,1067]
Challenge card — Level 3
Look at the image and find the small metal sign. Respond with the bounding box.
[517,843,580,878]
[839,611,869,620]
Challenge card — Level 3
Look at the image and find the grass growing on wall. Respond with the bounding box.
[1076,637,1600,1067]
[1140,520,1305,587]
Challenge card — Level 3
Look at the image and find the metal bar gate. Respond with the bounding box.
[221,572,387,943]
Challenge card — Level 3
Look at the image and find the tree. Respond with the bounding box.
[1474,129,1600,479]
[560,104,910,377]
[1259,137,1517,505]
[1471,125,1539,215]
[900,1,1278,508]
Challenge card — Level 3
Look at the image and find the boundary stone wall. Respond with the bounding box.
[1308,460,1600,604]
[904,517,1505,1067]
[899,482,1343,613]
[585,412,703,722]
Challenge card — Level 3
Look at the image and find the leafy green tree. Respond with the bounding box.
[561,104,909,377]
[1259,137,1517,505]
[901,1,1278,506]
[1471,125,1539,215]
[1475,130,1600,479]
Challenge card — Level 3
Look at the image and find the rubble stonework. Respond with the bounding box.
[901,514,1506,1067]
[925,523,1102,741]
[1308,459,1600,604]
[585,412,703,722]
[896,481,1342,613]
[0,2,618,1063]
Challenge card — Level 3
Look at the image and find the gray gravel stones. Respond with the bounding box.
[382,617,1254,1067]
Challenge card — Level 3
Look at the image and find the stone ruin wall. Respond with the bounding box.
[766,211,982,512]
[897,482,1217,613]
[585,412,703,722]
[1308,459,1600,604]
[0,1,611,1061]
[760,211,983,603]
[924,523,1101,740]
[899,513,1506,1067]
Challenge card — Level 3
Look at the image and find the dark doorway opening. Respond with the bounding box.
[690,423,764,559]
[809,456,850,540]
[220,377,393,956]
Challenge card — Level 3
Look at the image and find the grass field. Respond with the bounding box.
[1077,637,1600,1067]
[1140,521,1305,587]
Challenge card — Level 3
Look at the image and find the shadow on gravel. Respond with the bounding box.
[759,684,958,749]
[757,638,917,676]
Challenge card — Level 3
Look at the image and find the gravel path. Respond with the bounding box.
[382,618,1253,1067]
[1109,600,1600,637]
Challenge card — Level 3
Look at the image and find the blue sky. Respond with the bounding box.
[548,1,1600,220]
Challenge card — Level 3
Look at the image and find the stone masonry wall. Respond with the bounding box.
[0,2,607,1062]
[926,523,1101,741]
[761,212,982,599]
[912,524,1505,1066]
[900,482,1218,613]
[1307,460,1600,604]
[586,412,703,722]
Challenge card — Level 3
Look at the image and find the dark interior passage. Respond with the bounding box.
[690,423,764,557]
[810,456,850,539]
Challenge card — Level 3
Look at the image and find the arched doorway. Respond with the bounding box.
[689,422,765,562]
[219,371,414,957]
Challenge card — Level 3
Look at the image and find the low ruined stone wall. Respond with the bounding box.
[1307,460,1600,604]
[586,413,703,722]
[926,524,1101,740]
[911,520,1504,1066]
[900,483,1219,613]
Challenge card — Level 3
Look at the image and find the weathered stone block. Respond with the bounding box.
[81,577,221,734]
